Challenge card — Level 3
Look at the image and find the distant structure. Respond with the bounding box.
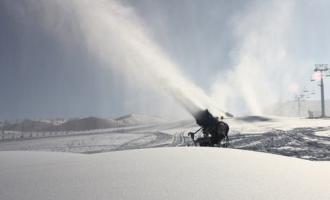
[308,110,314,118]
[312,64,329,118]
[294,94,303,117]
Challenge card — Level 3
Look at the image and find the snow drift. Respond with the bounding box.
[1,148,329,200]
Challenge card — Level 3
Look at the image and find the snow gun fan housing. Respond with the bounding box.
[189,109,230,147]
[193,109,219,130]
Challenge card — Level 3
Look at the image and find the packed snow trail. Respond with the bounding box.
[171,132,186,146]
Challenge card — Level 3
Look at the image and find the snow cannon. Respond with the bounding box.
[188,109,230,147]
[193,109,219,130]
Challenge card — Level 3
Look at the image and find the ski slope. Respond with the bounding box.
[1,116,330,160]
[0,148,330,200]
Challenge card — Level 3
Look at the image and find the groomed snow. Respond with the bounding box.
[2,116,330,160]
[1,148,329,200]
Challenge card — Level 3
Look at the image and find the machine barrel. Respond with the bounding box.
[193,109,219,129]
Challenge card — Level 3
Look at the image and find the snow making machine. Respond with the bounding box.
[188,109,230,147]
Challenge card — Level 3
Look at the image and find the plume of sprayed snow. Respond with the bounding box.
[211,0,301,115]
[38,0,228,117]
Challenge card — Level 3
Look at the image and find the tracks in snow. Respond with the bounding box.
[171,132,186,146]
[230,126,330,161]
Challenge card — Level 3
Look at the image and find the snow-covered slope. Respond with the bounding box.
[3,119,52,131]
[2,115,167,132]
[2,116,330,160]
[51,117,119,131]
[116,114,166,125]
[0,148,329,200]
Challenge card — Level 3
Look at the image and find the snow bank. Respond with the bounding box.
[0,148,329,200]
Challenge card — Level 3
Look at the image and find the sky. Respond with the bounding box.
[1,0,330,120]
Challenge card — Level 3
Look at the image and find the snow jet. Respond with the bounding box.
[5,0,330,118]
[210,0,301,115]
[38,0,229,118]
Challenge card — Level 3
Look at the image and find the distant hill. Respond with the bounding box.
[116,114,165,126]
[3,119,51,132]
[235,116,272,122]
[47,117,120,131]
[3,114,166,132]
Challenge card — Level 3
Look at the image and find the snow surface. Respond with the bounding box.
[229,116,330,133]
[2,116,330,160]
[0,148,330,200]
[315,130,330,137]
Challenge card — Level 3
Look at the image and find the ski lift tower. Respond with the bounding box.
[313,64,329,118]
[294,94,303,117]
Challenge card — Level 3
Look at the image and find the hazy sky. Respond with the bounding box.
[1,0,330,120]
